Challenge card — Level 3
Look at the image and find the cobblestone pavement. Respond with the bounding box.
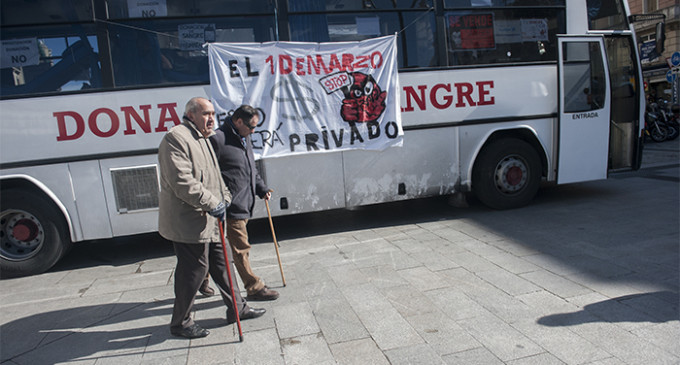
[1,139,678,364]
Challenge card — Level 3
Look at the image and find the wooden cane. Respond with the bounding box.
[218,220,244,342]
[264,194,286,287]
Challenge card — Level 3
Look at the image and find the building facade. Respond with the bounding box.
[627,0,679,104]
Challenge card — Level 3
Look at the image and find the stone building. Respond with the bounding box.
[627,0,679,104]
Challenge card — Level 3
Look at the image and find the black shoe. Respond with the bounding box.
[241,307,266,320]
[198,278,215,297]
[227,307,266,324]
[247,287,279,301]
[171,323,209,339]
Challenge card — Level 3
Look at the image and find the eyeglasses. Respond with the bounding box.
[241,119,257,130]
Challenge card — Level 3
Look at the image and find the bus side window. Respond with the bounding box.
[289,12,437,68]
[444,7,565,67]
[1,37,101,97]
[110,29,164,87]
[562,41,606,113]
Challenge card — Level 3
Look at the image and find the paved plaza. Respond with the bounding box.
[1,139,678,364]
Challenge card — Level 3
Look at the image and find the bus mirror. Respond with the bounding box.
[655,22,665,54]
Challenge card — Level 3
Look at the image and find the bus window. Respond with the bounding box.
[445,0,563,6]
[106,0,274,19]
[108,25,168,86]
[605,36,640,170]
[0,32,102,97]
[0,0,93,26]
[562,41,607,113]
[107,16,277,87]
[0,0,102,97]
[289,12,438,68]
[445,8,565,66]
[586,0,628,30]
[289,0,433,10]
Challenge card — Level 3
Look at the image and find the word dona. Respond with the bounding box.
[53,103,181,141]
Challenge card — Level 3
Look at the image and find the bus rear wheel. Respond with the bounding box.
[472,138,541,210]
[0,191,70,278]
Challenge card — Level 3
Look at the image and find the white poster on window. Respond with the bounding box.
[0,38,39,69]
[494,20,521,44]
[127,0,167,18]
[178,24,215,51]
[208,35,402,159]
[521,19,548,42]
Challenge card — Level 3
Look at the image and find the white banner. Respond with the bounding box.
[208,35,402,159]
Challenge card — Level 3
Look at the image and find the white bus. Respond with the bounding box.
[0,0,648,277]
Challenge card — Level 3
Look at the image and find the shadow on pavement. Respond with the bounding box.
[50,232,174,273]
[537,291,680,326]
[0,298,233,363]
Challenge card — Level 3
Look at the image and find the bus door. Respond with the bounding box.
[602,35,643,171]
[557,36,611,184]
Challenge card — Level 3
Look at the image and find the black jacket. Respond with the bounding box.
[209,120,268,219]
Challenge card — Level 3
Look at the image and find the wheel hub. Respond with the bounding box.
[12,218,39,242]
[1,210,44,261]
[495,156,528,193]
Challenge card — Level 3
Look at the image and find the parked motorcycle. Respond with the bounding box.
[656,99,679,140]
[645,106,669,142]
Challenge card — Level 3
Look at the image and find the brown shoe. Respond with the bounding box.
[198,278,215,297]
[247,286,279,301]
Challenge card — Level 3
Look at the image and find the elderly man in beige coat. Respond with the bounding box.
[158,97,265,339]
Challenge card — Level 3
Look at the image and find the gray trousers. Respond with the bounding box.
[170,241,247,331]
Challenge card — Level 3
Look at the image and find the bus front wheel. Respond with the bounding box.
[0,191,71,278]
[472,138,541,210]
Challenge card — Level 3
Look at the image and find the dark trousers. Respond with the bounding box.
[170,241,248,331]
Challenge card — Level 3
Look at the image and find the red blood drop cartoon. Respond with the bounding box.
[340,72,387,124]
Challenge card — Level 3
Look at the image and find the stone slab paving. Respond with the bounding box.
[1,140,678,364]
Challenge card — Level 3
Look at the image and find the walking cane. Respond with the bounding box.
[264,192,286,286]
[218,219,244,342]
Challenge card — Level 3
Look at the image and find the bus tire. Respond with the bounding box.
[0,190,71,278]
[472,138,541,210]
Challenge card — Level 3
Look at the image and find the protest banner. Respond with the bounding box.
[208,35,402,159]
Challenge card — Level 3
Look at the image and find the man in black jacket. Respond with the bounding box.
[207,104,279,301]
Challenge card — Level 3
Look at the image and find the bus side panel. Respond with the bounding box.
[0,86,205,166]
[399,66,557,128]
[253,152,346,219]
[458,119,557,188]
[342,128,459,207]
[2,165,83,241]
[68,160,114,240]
[99,155,160,237]
[1,86,206,241]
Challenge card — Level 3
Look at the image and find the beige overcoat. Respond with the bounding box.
[158,120,231,243]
